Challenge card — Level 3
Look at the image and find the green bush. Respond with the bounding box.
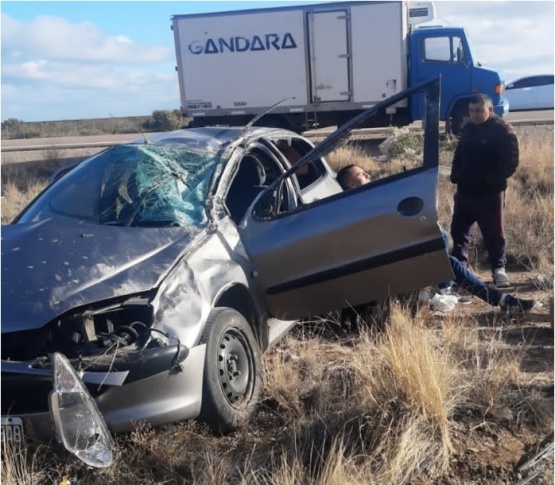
[378,127,424,162]
[143,109,184,132]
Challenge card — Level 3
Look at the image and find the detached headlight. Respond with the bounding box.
[49,353,114,468]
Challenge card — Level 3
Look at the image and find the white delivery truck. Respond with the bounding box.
[171,1,508,134]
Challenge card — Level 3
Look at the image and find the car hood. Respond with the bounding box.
[1,218,205,333]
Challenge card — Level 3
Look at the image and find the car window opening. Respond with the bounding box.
[225,143,301,224]
[273,138,326,190]
[226,155,269,224]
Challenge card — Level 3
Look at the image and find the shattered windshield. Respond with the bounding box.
[16,144,221,227]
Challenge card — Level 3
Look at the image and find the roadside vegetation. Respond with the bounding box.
[1,110,190,140]
[1,125,553,484]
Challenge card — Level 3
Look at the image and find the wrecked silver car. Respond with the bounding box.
[1,78,452,467]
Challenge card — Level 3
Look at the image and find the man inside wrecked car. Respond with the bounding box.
[336,164,535,316]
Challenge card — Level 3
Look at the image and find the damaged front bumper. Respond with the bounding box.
[1,342,206,467]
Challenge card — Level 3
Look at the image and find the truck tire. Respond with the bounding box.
[198,307,262,434]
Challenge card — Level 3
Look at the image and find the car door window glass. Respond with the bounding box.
[512,78,532,89]
[536,75,553,86]
[453,37,465,64]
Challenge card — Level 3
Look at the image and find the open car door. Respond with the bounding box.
[239,78,454,320]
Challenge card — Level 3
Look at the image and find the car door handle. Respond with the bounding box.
[397,197,424,217]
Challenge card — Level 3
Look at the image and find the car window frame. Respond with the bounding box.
[238,77,452,318]
[223,142,299,224]
[252,76,441,223]
[507,75,554,90]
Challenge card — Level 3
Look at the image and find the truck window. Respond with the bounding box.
[453,37,466,64]
[423,36,465,64]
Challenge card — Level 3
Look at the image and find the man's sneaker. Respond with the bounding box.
[439,287,472,304]
[493,267,511,288]
[500,295,535,317]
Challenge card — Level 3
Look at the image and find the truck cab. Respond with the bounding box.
[408,25,508,135]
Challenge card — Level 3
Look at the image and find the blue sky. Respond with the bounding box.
[1,1,554,122]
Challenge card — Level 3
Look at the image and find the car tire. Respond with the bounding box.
[198,307,262,434]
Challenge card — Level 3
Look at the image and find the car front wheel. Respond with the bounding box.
[198,307,262,434]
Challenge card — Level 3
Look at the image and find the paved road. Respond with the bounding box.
[505,109,553,123]
[304,109,554,137]
[2,110,552,152]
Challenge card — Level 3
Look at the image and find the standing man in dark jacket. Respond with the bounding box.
[450,94,519,288]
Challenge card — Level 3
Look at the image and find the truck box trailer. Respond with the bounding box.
[171,1,508,134]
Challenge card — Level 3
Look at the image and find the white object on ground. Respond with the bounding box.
[430,293,458,313]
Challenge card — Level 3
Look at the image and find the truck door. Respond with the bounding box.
[409,32,472,120]
[308,10,350,103]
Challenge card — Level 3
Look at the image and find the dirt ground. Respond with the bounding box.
[1,125,553,483]
[430,267,554,484]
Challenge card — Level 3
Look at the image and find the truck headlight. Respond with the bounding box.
[49,353,114,468]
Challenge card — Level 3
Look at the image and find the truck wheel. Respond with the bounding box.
[449,106,469,137]
[198,307,262,434]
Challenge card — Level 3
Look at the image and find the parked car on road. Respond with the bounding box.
[1,78,452,467]
[504,74,554,111]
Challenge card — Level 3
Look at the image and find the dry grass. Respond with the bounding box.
[435,127,554,273]
[1,164,46,223]
[246,307,462,484]
[505,133,554,271]
[1,438,48,485]
[326,142,380,172]
[1,126,553,484]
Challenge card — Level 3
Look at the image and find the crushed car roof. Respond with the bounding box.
[132,126,280,147]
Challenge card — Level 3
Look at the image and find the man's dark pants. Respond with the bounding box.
[450,191,506,270]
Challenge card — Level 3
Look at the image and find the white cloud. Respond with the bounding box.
[1,2,553,122]
[434,1,554,80]
[12,59,51,80]
[2,77,180,121]
[1,12,177,120]
[5,60,133,89]
[1,13,169,63]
